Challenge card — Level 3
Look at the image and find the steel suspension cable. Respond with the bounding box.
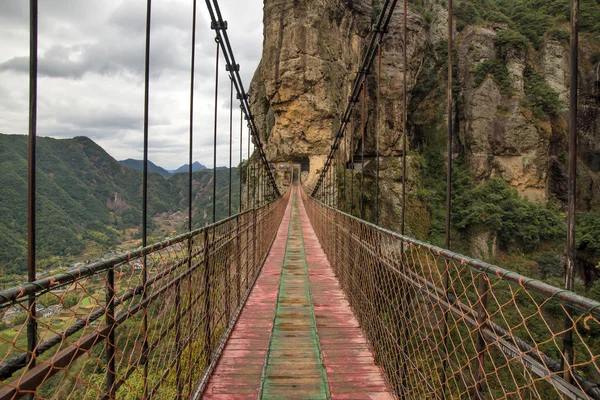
[247,122,250,210]
[182,0,197,396]
[212,39,220,224]
[229,77,233,217]
[343,126,347,212]
[440,0,454,395]
[399,0,409,396]
[312,0,398,197]
[141,0,152,395]
[188,0,197,243]
[27,0,38,375]
[350,119,355,216]
[401,0,407,237]
[375,43,382,225]
[563,0,579,386]
[239,106,243,213]
[360,79,366,220]
[205,0,279,196]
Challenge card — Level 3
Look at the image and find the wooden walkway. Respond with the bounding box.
[203,187,392,399]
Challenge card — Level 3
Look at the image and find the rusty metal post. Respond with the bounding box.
[239,107,243,212]
[343,126,347,213]
[252,157,257,275]
[236,215,242,307]
[225,238,231,325]
[203,228,212,363]
[229,77,233,217]
[399,0,409,396]
[141,1,152,395]
[401,0,408,238]
[375,43,382,225]
[474,274,489,398]
[175,269,183,399]
[105,267,116,399]
[246,123,251,212]
[184,2,197,393]
[563,0,579,387]
[360,79,366,220]
[185,236,195,395]
[350,119,355,216]
[212,39,220,224]
[440,0,454,396]
[27,0,38,378]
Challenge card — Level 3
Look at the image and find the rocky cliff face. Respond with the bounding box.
[250,0,600,258]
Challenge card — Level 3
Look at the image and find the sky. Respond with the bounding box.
[0,0,264,170]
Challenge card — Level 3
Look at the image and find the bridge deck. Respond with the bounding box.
[204,187,392,399]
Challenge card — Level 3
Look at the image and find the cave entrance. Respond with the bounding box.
[286,157,310,184]
[300,157,310,173]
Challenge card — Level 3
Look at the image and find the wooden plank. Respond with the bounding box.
[297,187,393,399]
[202,186,393,399]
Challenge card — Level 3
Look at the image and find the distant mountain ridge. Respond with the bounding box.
[170,162,207,174]
[119,159,172,178]
[0,134,241,275]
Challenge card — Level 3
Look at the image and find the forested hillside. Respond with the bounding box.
[0,134,240,277]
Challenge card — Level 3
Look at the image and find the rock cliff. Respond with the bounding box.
[250,0,600,266]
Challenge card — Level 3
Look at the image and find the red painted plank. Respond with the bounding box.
[296,188,393,399]
[202,187,392,399]
[202,192,293,398]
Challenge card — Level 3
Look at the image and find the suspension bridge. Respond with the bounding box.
[1,0,599,399]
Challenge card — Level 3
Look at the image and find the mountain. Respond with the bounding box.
[0,134,241,276]
[250,0,600,279]
[119,159,172,178]
[170,162,207,174]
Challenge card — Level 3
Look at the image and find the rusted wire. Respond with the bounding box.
[27,0,38,377]
[0,194,289,399]
[303,190,600,400]
[563,0,580,386]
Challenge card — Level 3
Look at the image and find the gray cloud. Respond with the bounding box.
[0,0,263,170]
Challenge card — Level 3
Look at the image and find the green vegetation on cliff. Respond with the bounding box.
[406,0,600,291]
[454,0,600,47]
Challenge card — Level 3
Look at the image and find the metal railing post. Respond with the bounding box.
[203,228,212,364]
[236,215,242,308]
[27,0,39,383]
[175,259,184,398]
[440,0,454,395]
[474,274,489,398]
[105,267,116,400]
[563,0,579,387]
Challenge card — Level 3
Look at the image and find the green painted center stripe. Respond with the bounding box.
[259,190,330,399]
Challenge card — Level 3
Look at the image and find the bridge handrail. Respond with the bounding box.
[304,191,600,318]
[0,191,289,398]
[302,187,600,399]
[0,193,284,310]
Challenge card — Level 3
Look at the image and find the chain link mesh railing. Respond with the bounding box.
[302,190,600,400]
[0,192,288,399]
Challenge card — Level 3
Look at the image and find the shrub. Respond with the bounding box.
[455,1,483,31]
[473,59,511,90]
[495,29,529,59]
[507,6,553,49]
[523,65,563,117]
[62,293,80,309]
[453,178,565,250]
[577,213,600,255]
[485,10,511,24]
[536,253,563,279]
[11,313,27,327]
[546,27,570,43]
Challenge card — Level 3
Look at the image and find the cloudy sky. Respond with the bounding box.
[0,0,264,170]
